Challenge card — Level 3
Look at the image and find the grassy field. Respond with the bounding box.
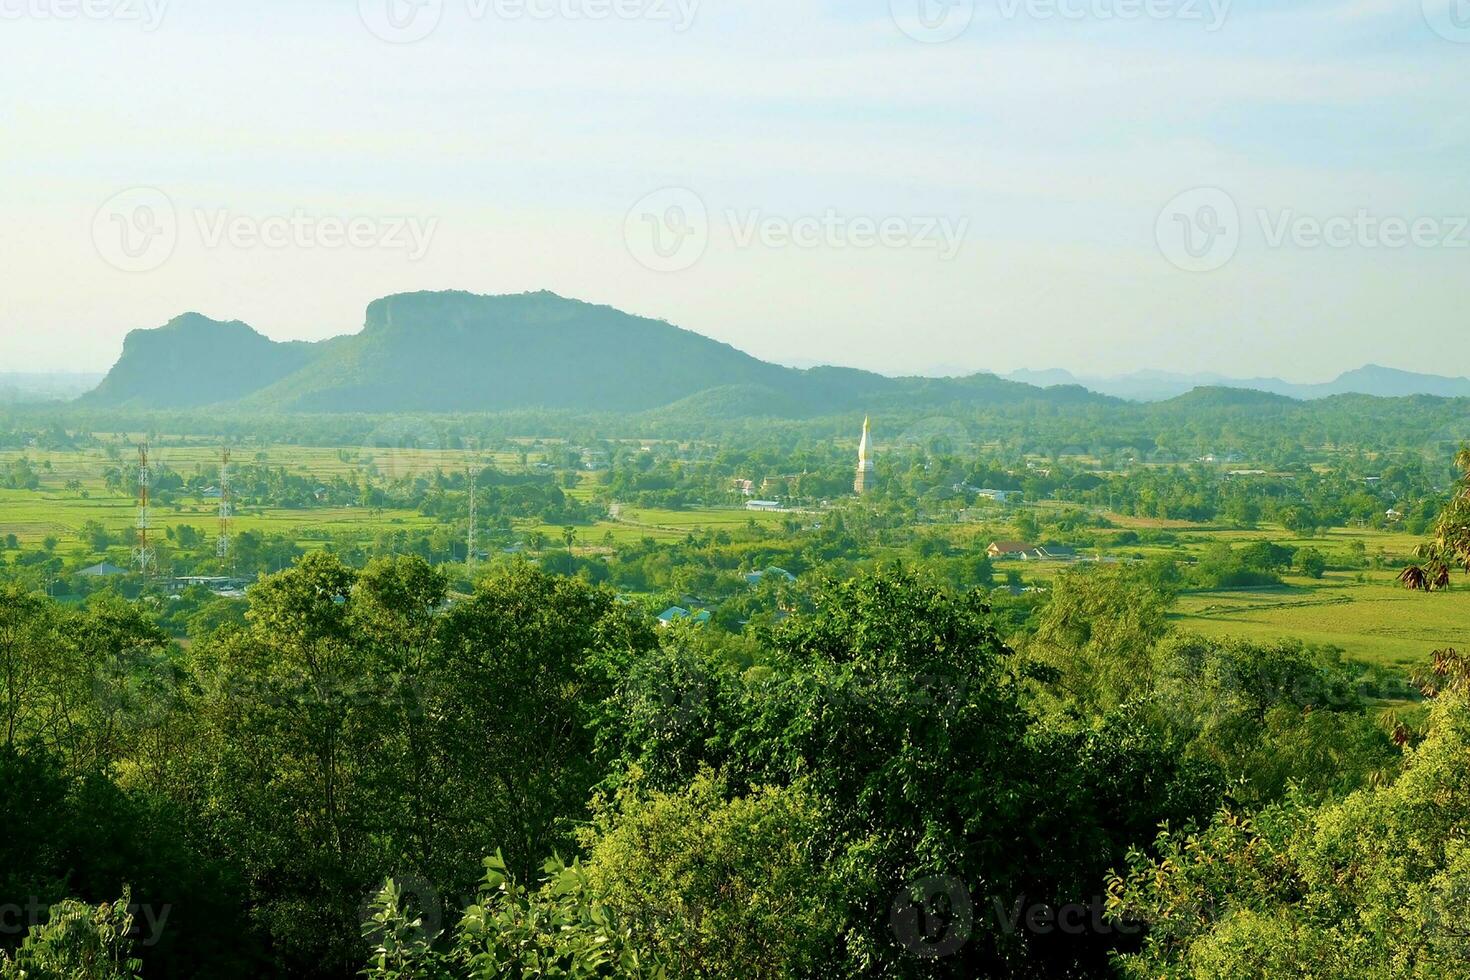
[1172,571,1467,671]
[2,443,1457,681]
[0,443,531,485]
[0,484,439,551]
[528,504,793,548]
[0,441,495,549]
[0,443,793,555]
[984,507,1448,672]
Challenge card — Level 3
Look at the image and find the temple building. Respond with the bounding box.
[854,416,875,494]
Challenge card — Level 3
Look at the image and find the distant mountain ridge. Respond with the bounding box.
[80,291,1114,416]
[0,372,104,404]
[78,291,1466,414]
[1005,365,1470,402]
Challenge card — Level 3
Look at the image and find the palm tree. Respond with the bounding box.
[562,525,577,555]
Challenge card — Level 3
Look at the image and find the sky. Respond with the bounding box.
[0,0,1466,379]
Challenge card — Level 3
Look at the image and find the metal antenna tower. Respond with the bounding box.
[132,443,156,577]
[216,447,232,561]
[466,463,478,574]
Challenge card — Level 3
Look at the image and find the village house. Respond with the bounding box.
[657,606,712,628]
[745,566,797,586]
[77,561,129,578]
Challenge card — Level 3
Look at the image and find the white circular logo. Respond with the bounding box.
[624,187,709,273]
[363,417,444,483]
[1423,0,1470,42]
[359,873,444,945]
[1156,187,1240,273]
[359,0,444,43]
[890,0,976,43]
[93,187,178,274]
[889,876,973,959]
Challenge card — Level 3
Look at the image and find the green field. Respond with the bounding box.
[1172,571,1467,671]
[0,443,795,557]
[0,484,440,554]
[2,443,1458,681]
[0,442,492,550]
[529,504,794,548]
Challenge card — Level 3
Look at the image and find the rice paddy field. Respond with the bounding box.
[2,441,1460,677]
[523,504,794,549]
[0,442,792,553]
[1172,572,1469,672]
[0,441,497,550]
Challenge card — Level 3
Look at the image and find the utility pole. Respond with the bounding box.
[466,464,478,574]
[133,443,156,578]
[216,447,233,565]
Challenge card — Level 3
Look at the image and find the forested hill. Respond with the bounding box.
[80,313,319,409]
[78,290,1113,416]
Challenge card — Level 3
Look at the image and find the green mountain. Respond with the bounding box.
[81,290,1114,416]
[1159,386,1300,409]
[81,313,318,409]
[239,291,799,413]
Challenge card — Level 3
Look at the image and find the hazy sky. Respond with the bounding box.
[1,0,1466,378]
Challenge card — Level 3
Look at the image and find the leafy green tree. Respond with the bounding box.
[433,563,656,880]
[729,568,1039,974]
[57,595,174,773]
[578,770,846,979]
[1296,547,1327,579]
[183,552,375,972]
[363,854,663,980]
[1140,635,1399,806]
[79,521,113,553]
[1236,541,1295,573]
[171,555,658,975]
[348,555,450,878]
[182,596,247,642]
[0,889,142,980]
[1028,565,1173,713]
[1401,447,1470,590]
[1108,693,1470,980]
[0,584,54,747]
